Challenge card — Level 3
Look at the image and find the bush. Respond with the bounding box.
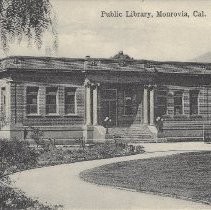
[0,139,38,177]
[135,145,145,153]
[0,183,56,209]
[38,141,145,166]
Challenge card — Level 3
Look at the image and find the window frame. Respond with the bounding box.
[189,90,199,115]
[26,86,39,115]
[174,91,184,115]
[45,87,58,115]
[64,87,77,115]
[156,89,167,116]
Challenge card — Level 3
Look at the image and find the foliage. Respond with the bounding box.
[135,145,144,153]
[0,0,57,53]
[30,127,56,151]
[30,127,44,147]
[0,139,58,209]
[38,142,145,165]
[75,137,86,150]
[0,139,38,177]
[0,183,55,209]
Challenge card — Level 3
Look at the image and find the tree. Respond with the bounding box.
[0,0,57,53]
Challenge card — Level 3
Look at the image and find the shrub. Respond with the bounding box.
[30,127,57,151]
[30,127,44,148]
[0,139,38,177]
[135,145,145,153]
[38,141,145,166]
[75,137,86,150]
[0,183,55,209]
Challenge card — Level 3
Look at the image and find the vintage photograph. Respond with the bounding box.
[0,0,211,209]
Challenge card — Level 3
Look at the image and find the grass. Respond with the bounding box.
[80,151,211,205]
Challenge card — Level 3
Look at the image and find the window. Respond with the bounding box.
[124,90,133,115]
[46,87,58,114]
[174,91,183,115]
[156,90,167,116]
[26,87,39,114]
[65,88,76,114]
[190,90,199,115]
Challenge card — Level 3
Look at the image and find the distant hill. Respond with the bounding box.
[192,52,211,63]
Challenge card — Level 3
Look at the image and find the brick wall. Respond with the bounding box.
[9,74,85,128]
[160,85,211,140]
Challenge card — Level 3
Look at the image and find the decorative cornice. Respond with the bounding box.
[144,84,157,90]
[84,79,100,88]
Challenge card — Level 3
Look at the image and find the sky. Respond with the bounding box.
[1,0,211,61]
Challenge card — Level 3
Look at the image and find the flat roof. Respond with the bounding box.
[0,55,211,75]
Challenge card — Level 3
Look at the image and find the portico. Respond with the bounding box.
[83,78,157,141]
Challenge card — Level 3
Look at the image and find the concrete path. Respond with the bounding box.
[9,143,211,210]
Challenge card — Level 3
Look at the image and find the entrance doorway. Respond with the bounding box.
[101,89,117,127]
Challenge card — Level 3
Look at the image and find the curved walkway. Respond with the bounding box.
[10,143,211,210]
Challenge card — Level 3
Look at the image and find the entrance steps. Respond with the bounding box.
[109,125,158,143]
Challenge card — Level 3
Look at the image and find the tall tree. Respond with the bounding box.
[0,0,57,53]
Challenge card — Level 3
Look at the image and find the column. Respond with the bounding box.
[150,87,155,125]
[86,84,92,125]
[93,85,98,125]
[143,86,148,124]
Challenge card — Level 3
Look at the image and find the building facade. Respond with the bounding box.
[0,52,211,143]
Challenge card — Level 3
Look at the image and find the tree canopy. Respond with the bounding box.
[0,0,57,53]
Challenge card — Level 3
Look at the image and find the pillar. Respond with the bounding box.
[150,87,155,125]
[86,84,92,125]
[143,86,148,124]
[93,85,98,125]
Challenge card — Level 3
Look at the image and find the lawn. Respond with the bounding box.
[80,151,211,205]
